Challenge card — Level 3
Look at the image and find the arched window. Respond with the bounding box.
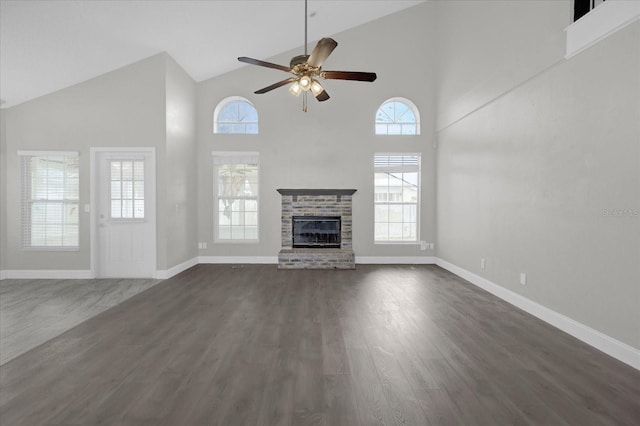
[213,97,258,134]
[375,98,420,135]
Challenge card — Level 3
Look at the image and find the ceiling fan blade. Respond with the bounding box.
[307,38,338,68]
[314,89,330,102]
[238,57,291,73]
[254,77,298,94]
[322,70,377,82]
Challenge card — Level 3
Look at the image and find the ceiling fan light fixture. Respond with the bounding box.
[310,79,324,96]
[237,0,376,111]
[299,75,312,90]
[289,81,302,96]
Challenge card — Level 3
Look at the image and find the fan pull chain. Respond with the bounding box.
[303,92,308,112]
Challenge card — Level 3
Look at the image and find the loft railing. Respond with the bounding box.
[574,0,606,22]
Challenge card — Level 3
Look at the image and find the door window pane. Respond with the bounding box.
[110,160,144,219]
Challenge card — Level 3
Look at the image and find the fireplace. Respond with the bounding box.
[293,216,341,248]
[277,189,356,269]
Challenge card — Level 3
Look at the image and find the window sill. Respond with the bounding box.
[374,241,419,245]
[214,239,259,244]
[21,247,80,252]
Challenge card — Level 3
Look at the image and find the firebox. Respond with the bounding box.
[292,216,341,248]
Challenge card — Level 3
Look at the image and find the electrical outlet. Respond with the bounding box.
[202,242,207,249]
[481,259,486,270]
[429,243,434,250]
[420,241,427,251]
[520,273,527,286]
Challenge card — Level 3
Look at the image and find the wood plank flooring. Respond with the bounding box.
[0,264,638,425]
[0,277,160,365]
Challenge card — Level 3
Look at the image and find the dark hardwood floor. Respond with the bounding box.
[0,276,160,365]
[1,264,638,425]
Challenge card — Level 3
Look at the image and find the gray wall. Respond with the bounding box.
[436,0,570,130]
[196,2,437,259]
[164,55,198,268]
[0,109,6,271]
[2,54,167,270]
[436,1,640,348]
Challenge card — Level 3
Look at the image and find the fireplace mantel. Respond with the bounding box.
[277,189,357,196]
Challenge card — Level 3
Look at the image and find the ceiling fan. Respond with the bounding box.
[238,0,377,112]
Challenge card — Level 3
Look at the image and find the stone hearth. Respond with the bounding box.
[277,189,356,269]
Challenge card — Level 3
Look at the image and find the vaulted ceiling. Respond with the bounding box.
[0,0,424,108]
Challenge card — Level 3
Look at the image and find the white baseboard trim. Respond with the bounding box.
[155,257,199,280]
[0,270,6,280]
[2,269,94,279]
[198,256,278,264]
[436,258,640,371]
[356,256,437,264]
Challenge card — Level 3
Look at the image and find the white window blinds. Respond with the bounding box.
[19,151,80,249]
[374,154,421,170]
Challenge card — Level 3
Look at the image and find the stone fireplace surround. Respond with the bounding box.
[277,189,356,269]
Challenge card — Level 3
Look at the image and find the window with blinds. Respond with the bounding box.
[374,154,420,243]
[19,151,80,249]
[213,152,259,242]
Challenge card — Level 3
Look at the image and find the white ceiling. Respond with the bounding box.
[0,0,424,108]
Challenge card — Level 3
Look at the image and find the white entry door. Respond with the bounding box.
[94,149,156,278]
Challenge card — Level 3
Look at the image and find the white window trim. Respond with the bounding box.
[213,96,259,134]
[373,152,421,245]
[212,151,260,243]
[565,0,640,58]
[375,97,421,136]
[19,151,80,251]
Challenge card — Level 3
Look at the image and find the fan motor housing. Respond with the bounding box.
[290,55,310,68]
